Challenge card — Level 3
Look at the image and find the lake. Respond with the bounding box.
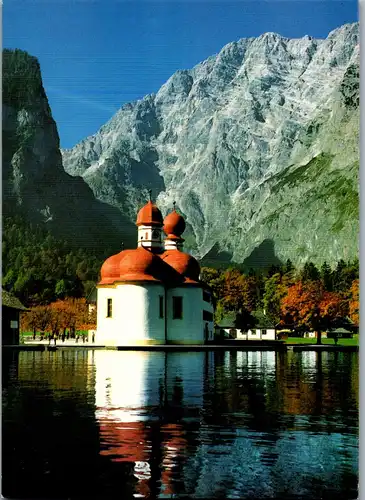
[2,349,358,499]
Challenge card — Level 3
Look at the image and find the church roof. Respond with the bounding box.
[99,200,205,287]
[160,249,200,284]
[99,247,183,286]
[136,200,163,227]
[163,209,186,238]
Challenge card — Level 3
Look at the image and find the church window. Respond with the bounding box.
[172,296,183,319]
[107,298,112,318]
[159,296,164,318]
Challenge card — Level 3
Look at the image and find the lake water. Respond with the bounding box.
[2,349,358,499]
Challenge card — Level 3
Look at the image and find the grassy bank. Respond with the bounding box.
[285,335,359,346]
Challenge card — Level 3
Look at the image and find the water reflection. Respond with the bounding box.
[2,349,358,499]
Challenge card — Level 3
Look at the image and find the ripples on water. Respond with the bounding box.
[2,349,358,499]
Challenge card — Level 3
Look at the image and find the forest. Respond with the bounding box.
[201,258,359,334]
[3,216,103,305]
[4,216,358,337]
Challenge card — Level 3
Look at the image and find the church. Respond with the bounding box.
[95,198,214,346]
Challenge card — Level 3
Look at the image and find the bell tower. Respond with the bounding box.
[163,202,186,251]
[136,191,164,253]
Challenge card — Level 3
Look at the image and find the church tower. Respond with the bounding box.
[136,192,164,253]
[163,202,185,251]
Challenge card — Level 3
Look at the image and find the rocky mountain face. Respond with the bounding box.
[3,49,136,254]
[62,23,359,268]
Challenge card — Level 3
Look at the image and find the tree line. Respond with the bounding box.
[20,298,96,340]
[4,214,359,342]
[201,258,359,340]
[3,215,105,306]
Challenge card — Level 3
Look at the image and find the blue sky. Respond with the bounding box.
[4,1,358,149]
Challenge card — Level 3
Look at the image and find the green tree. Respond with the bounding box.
[263,273,286,324]
[284,259,294,275]
[320,261,333,291]
[301,262,320,282]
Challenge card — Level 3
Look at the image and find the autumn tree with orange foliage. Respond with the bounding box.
[281,281,347,345]
[20,298,96,340]
[222,269,245,312]
[349,279,359,325]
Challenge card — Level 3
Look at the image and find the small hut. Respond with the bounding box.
[2,289,28,345]
[327,327,353,340]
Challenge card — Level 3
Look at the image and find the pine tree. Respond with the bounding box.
[320,261,333,291]
[301,262,320,282]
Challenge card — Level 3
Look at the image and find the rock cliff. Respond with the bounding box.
[55,25,362,266]
[3,49,136,254]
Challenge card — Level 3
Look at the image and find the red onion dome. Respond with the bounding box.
[161,250,200,283]
[99,250,133,285]
[136,201,163,227]
[163,210,186,237]
[118,247,165,282]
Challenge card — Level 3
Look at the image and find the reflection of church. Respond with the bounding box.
[96,199,214,346]
[90,350,209,497]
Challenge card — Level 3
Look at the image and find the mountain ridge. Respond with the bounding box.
[3,48,136,256]
[59,22,358,267]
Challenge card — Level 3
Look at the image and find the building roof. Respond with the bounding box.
[252,310,276,328]
[99,201,207,288]
[217,311,237,328]
[136,200,163,227]
[217,310,275,329]
[329,327,353,334]
[160,249,200,284]
[99,247,183,286]
[99,250,136,284]
[2,289,28,311]
[163,209,186,238]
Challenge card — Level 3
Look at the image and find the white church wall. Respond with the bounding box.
[96,283,166,346]
[166,286,205,344]
[202,289,214,341]
[96,287,120,345]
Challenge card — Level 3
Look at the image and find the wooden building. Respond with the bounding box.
[2,289,28,345]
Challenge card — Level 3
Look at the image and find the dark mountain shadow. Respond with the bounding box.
[200,243,233,269]
[201,240,283,273]
[242,239,283,272]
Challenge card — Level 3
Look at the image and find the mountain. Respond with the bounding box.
[61,23,358,268]
[3,49,136,255]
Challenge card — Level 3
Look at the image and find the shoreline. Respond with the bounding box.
[3,343,359,352]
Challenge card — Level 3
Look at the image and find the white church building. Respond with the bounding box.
[95,199,214,346]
